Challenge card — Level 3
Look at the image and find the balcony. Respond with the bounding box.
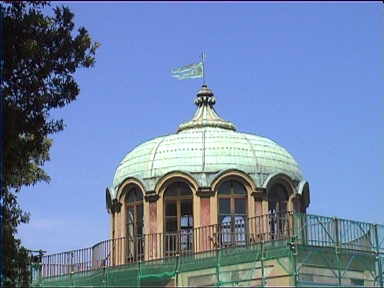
[35,213,384,281]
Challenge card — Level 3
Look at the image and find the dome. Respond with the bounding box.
[110,85,303,198]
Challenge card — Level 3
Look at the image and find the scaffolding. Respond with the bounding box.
[31,213,384,287]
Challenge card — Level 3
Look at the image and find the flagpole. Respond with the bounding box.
[201,52,206,86]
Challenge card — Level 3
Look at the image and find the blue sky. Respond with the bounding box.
[17,2,383,254]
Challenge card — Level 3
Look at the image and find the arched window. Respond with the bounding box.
[268,183,289,240]
[125,187,143,261]
[164,182,193,256]
[217,180,247,247]
[268,184,288,214]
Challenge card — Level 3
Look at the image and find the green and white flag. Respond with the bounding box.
[171,61,203,80]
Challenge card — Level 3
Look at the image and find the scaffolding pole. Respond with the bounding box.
[375,224,383,288]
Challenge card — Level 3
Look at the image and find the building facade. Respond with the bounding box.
[107,85,309,254]
[32,86,383,288]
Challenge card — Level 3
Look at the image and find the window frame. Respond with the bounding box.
[267,183,289,240]
[124,187,144,261]
[217,179,248,247]
[163,182,194,255]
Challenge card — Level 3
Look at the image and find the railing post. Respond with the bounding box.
[261,240,265,288]
[294,213,304,246]
[36,262,42,284]
[215,226,221,287]
[175,252,180,286]
[71,251,74,274]
[333,217,340,248]
[287,212,291,239]
[112,238,115,267]
[292,211,299,241]
[333,217,341,287]
[289,236,298,287]
[374,224,383,288]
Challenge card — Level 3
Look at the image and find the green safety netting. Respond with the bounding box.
[32,241,291,287]
[33,243,382,287]
[31,214,384,287]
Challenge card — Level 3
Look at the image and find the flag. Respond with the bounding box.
[171,61,203,80]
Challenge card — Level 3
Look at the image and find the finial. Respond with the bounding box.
[195,85,216,107]
[177,85,236,132]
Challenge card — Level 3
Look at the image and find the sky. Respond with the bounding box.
[17,2,383,255]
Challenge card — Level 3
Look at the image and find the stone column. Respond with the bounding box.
[251,188,267,242]
[196,187,215,252]
[144,193,159,260]
[110,200,121,266]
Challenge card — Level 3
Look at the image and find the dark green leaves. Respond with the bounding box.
[2,1,99,286]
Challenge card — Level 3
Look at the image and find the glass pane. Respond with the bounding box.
[179,182,192,196]
[127,223,134,239]
[181,200,192,216]
[180,229,193,251]
[269,200,277,213]
[136,190,143,201]
[235,198,246,214]
[164,183,178,197]
[218,181,231,195]
[232,181,246,195]
[137,204,143,222]
[127,189,137,203]
[219,215,232,244]
[127,207,134,224]
[234,216,246,243]
[136,223,143,236]
[164,187,177,197]
[219,198,230,214]
[165,218,177,232]
[165,201,177,216]
[234,216,245,228]
[181,199,193,228]
[220,215,232,227]
[181,215,193,228]
[269,184,287,201]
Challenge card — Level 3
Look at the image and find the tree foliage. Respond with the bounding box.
[2,1,99,286]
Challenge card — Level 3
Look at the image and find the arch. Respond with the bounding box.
[211,169,257,195]
[288,193,302,213]
[216,179,248,247]
[288,192,300,203]
[210,169,257,225]
[154,171,199,250]
[297,181,310,209]
[268,183,289,213]
[123,184,145,262]
[163,182,194,256]
[116,177,146,201]
[107,186,117,201]
[113,178,146,263]
[106,187,112,214]
[155,171,199,197]
[264,173,296,241]
[262,172,296,197]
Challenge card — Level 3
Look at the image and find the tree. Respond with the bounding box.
[1,1,99,286]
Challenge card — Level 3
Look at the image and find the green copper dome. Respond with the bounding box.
[110,85,303,198]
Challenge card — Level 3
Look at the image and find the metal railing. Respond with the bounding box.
[36,213,383,279]
[295,214,380,251]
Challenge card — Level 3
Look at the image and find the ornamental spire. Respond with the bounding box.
[177,85,236,132]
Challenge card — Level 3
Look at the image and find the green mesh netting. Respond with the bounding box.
[33,242,290,287]
[33,242,383,288]
[32,214,384,288]
[296,246,378,287]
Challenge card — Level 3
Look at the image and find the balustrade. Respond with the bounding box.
[37,213,380,279]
